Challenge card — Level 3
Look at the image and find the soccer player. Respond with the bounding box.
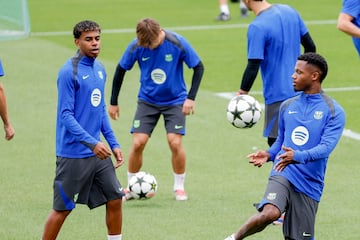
[42,20,125,240]
[237,0,316,147]
[337,0,360,57]
[224,52,346,240]
[108,18,204,201]
[0,59,15,141]
[215,0,248,21]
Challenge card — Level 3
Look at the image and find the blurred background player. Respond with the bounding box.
[0,59,15,141]
[224,52,346,240]
[237,0,316,147]
[337,0,360,57]
[42,20,125,240]
[108,18,204,201]
[216,0,248,21]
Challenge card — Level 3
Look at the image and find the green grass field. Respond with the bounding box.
[0,0,359,239]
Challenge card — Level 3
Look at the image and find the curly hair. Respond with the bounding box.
[73,20,101,39]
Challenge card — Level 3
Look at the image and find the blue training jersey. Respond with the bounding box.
[341,0,360,56]
[268,92,346,202]
[247,4,308,104]
[119,31,201,106]
[0,60,4,76]
[56,51,120,158]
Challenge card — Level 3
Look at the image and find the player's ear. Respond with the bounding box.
[312,71,321,82]
[74,38,80,47]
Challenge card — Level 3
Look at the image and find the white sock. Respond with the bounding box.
[240,1,246,9]
[220,4,230,15]
[173,173,186,191]
[224,234,235,240]
[127,172,137,187]
[107,234,122,240]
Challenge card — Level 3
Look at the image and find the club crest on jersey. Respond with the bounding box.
[314,111,323,120]
[165,54,173,62]
[98,71,104,80]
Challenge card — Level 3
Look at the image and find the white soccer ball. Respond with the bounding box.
[226,95,262,128]
[129,171,158,199]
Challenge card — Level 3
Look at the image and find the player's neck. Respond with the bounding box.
[253,2,272,16]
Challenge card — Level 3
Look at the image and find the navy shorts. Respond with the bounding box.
[258,175,318,240]
[52,156,124,210]
[130,100,186,136]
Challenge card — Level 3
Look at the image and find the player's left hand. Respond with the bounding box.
[274,146,295,172]
[112,148,124,169]
[182,99,195,115]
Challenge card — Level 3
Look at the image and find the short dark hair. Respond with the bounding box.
[73,20,101,39]
[298,52,328,82]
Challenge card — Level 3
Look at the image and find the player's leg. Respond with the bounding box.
[105,199,123,239]
[125,101,159,200]
[224,175,289,239]
[234,204,281,239]
[128,132,149,174]
[239,0,248,17]
[216,0,231,21]
[42,157,84,239]
[42,210,71,240]
[167,133,188,200]
[163,104,187,200]
[89,156,124,239]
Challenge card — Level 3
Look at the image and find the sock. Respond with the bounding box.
[107,234,122,240]
[127,172,137,187]
[224,234,235,240]
[173,172,186,191]
[220,4,230,15]
[240,1,246,9]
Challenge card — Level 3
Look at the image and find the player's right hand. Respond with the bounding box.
[93,142,112,160]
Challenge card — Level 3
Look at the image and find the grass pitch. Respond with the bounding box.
[0,0,359,239]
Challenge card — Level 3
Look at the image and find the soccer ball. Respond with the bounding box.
[129,171,158,199]
[226,95,262,128]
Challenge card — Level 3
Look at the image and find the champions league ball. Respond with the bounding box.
[129,171,158,199]
[226,95,262,128]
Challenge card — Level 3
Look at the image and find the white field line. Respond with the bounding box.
[216,86,360,141]
[31,19,337,37]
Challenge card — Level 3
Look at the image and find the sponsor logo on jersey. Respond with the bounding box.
[151,68,166,84]
[291,126,309,146]
[91,88,101,107]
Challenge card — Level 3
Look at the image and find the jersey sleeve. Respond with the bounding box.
[293,103,346,164]
[119,39,138,70]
